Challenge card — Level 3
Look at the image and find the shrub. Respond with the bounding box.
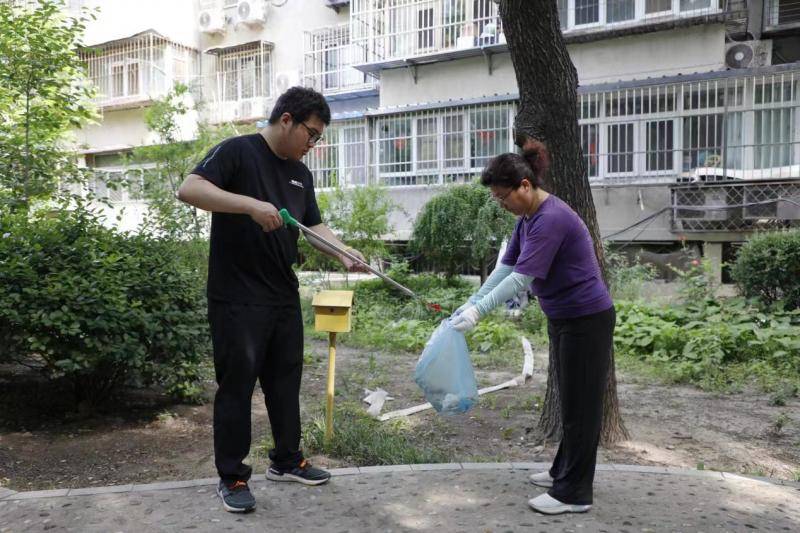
[410,183,514,278]
[614,298,800,389]
[731,230,800,310]
[0,209,209,405]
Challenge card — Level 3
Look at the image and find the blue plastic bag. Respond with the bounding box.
[414,320,479,414]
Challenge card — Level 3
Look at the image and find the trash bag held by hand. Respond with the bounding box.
[414,320,478,414]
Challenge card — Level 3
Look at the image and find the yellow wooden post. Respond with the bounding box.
[311,290,353,444]
[325,332,337,443]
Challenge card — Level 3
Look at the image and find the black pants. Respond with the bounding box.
[208,299,304,483]
[547,306,615,505]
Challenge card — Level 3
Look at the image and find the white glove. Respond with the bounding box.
[453,301,472,316]
[450,305,480,333]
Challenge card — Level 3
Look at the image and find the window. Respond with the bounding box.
[443,114,465,169]
[378,117,412,176]
[680,0,711,11]
[110,60,139,97]
[575,0,600,25]
[416,117,438,171]
[755,108,796,168]
[342,125,367,186]
[607,123,635,174]
[218,46,269,102]
[469,107,509,168]
[645,119,674,172]
[581,124,599,178]
[682,114,723,171]
[557,0,568,29]
[607,0,635,23]
[417,7,435,50]
[645,0,673,14]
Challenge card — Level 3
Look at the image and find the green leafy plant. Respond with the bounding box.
[298,184,396,271]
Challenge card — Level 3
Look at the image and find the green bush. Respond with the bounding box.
[0,209,209,405]
[410,183,514,278]
[614,298,800,390]
[731,231,800,310]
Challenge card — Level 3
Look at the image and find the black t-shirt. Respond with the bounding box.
[191,133,322,305]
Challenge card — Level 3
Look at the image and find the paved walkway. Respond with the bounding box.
[1,463,799,532]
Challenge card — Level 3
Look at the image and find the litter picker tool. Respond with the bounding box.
[279,208,446,313]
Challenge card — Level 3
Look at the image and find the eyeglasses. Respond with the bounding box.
[298,122,324,145]
[491,188,513,204]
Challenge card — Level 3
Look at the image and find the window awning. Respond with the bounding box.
[204,40,274,56]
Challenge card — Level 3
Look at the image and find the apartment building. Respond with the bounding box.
[71,0,800,275]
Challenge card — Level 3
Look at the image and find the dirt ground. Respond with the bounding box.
[1,337,798,492]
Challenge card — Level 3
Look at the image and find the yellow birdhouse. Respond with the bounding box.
[312,290,354,333]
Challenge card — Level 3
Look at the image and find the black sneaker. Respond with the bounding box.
[217,480,256,513]
[266,459,331,486]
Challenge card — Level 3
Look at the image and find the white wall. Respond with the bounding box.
[80,0,199,48]
[76,105,199,152]
[199,2,347,90]
[379,24,726,108]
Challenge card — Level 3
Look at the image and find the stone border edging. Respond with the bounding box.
[2,463,798,501]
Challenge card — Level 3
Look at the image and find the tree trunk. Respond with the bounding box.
[498,0,628,444]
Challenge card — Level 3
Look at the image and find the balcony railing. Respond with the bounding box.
[351,0,505,66]
[304,23,378,97]
[80,31,199,110]
[351,0,728,67]
[764,0,800,31]
[304,66,800,190]
[577,67,800,185]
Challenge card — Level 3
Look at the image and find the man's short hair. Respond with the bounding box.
[268,86,331,126]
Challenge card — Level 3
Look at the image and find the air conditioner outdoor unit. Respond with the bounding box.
[725,40,772,69]
[236,0,266,27]
[275,70,301,94]
[199,8,226,35]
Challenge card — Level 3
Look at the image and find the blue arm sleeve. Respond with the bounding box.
[468,263,514,304]
[474,272,534,316]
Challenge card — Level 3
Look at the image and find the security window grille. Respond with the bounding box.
[646,119,675,172]
[304,24,374,95]
[607,123,635,174]
[79,32,198,108]
[218,47,269,102]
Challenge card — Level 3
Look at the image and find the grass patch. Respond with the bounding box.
[300,402,451,466]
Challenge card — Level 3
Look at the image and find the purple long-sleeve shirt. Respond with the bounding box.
[501,195,613,320]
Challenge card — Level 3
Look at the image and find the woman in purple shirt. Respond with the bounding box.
[450,146,615,515]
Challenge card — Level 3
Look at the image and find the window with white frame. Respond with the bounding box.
[755,108,796,168]
[217,44,270,103]
[469,106,510,169]
[442,113,466,170]
[110,60,140,98]
[682,114,723,171]
[645,119,674,172]
[305,123,370,189]
[558,0,722,31]
[607,123,635,174]
[377,116,413,178]
[305,25,371,94]
[373,103,513,185]
[581,124,600,177]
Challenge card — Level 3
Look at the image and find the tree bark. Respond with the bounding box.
[498,0,628,444]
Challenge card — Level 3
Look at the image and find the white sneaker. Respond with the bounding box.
[528,493,591,515]
[528,470,554,488]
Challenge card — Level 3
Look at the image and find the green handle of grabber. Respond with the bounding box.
[279,208,298,228]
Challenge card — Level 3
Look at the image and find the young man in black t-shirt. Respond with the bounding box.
[178,87,367,513]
